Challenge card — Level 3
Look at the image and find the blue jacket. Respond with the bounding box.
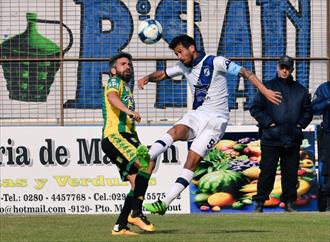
[250,75,312,147]
[311,82,330,133]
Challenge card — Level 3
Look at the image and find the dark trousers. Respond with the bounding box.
[318,129,330,194]
[253,145,300,203]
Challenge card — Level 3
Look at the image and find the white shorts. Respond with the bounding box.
[175,110,228,157]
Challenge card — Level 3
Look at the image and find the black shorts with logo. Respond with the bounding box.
[101,132,140,181]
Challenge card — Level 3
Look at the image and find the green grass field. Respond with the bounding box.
[0,213,329,242]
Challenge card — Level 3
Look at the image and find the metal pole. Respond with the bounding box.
[187,0,194,109]
[59,0,64,126]
[187,0,194,38]
[1,56,328,62]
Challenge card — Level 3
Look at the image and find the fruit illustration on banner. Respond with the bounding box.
[192,137,317,212]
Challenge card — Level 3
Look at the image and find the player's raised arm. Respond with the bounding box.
[138,70,168,89]
[240,67,282,105]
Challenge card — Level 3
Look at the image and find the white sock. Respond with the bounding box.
[163,168,194,207]
[149,133,174,161]
[113,224,120,231]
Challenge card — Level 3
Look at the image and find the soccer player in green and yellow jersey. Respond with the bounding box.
[101,52,155,235]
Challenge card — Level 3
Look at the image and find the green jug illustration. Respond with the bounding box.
[0,12,73,102]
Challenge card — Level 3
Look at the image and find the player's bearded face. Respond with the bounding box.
[114,58,132,82]
[174,44,194,66]
[118,69,132,82]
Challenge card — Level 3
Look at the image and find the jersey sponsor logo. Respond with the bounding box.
[124,95,134,103]
[107,79,120,89]
[194,85,209,103]
[224,59,231,69]
[124,95,135,111]
[203,66,211,76]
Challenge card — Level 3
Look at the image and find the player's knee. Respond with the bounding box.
[168,125,188,141]
[167,128,177,139]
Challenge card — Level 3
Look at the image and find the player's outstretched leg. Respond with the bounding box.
[143,200,167,215]
[136,144,150,170]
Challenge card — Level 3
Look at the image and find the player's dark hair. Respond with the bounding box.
[169,34,196,50]
[109,52,132,69]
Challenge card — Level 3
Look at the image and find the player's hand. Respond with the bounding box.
[138,77,148,90]
[265,89,282,105]
[128,110,141,123]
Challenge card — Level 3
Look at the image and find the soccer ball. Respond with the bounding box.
[138,19,162,44]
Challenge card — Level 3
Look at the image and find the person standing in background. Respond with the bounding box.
[249,55,313,212]
[311,81,330,211]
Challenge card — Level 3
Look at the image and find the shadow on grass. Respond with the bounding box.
[154,229,271,235]
[208,229,271,234]
[150,229,181,234]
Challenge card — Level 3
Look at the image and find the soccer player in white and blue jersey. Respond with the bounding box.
[137,34,282,215]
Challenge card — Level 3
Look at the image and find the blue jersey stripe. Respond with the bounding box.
[192,55,215,110]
